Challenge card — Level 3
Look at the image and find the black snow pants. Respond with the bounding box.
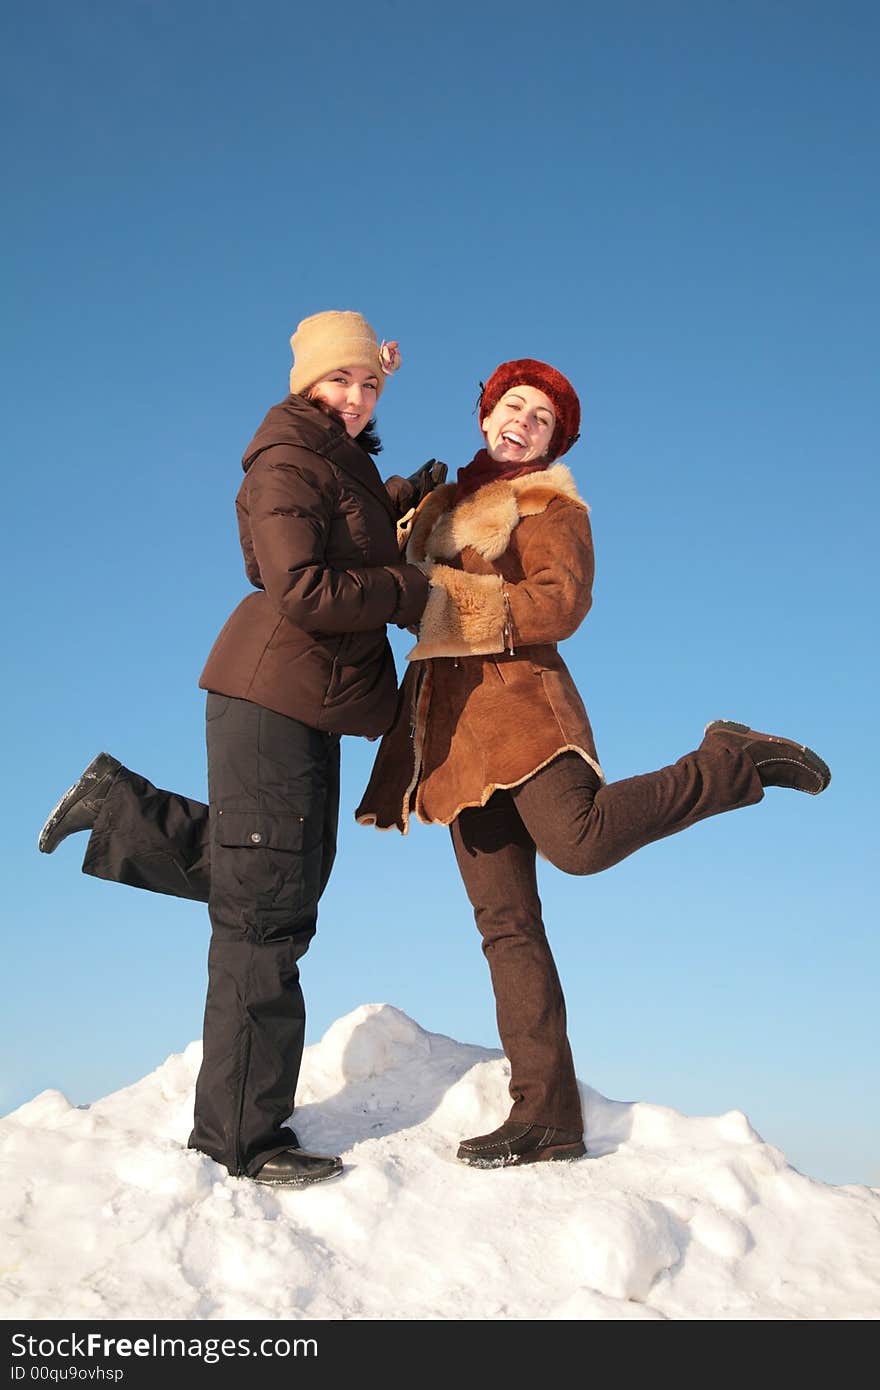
[83,693,340,1176]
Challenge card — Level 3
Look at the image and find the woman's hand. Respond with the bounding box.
[406,460,448,506]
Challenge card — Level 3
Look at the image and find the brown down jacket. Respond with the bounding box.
[355,462,604,831]
[199,394,430,738]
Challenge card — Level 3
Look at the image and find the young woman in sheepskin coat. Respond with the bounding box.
[356,358,831,1169]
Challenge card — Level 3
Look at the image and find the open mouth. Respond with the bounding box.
[501,431,527,448]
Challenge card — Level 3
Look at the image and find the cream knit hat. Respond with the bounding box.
[289,310,401,396]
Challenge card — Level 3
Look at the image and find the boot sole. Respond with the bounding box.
[38,754,119,852]
[457,1141,587,1168]
[249,1163,344,1188]
[38,776,92,853]
[704,720,831,794]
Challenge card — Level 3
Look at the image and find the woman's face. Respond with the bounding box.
[481,385,556,465]
[309,365,379,436]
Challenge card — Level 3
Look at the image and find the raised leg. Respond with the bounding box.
[82,768,211,902]
[512,742,763,876]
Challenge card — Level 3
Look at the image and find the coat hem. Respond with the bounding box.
[357,744,605,834]
[416,745,606,826]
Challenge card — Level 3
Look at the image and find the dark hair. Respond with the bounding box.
[305,392,383,456]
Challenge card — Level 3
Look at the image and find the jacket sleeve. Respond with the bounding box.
[247,447,429,633]
[503,502,594,646]
[408,500,593,659]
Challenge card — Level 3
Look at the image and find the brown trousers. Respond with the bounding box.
[450,741,763,1135]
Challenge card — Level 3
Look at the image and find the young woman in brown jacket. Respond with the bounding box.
[38,311,445,1187]
[356,357,831,1169]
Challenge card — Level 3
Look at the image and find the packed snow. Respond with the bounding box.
[1,1004,878,1320]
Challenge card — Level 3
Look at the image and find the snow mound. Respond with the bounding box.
[1,1004,878,1320]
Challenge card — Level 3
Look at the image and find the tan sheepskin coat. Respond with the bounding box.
[355,463,604,833]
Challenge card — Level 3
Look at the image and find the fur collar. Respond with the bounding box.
[406,463,588,564]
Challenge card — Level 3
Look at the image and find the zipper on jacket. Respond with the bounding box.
[403,665,429,826]
[502,586,515,655]
[410,665,423,738]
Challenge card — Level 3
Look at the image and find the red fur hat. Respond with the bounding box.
[479,358,581,461]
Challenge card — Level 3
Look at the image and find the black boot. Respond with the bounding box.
[703,720,831,795]
[457,1121,586,1168]
[250,1134,343,1187]
[38,753,122,854]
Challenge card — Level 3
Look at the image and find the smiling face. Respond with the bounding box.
[308,365,380,436]
[480,384,557,464]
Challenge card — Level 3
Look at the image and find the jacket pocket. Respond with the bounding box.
[488,658,510,685]
[323,632,351,705]
[321,629,388,710]
[539,668,592,740]
[490,654,545,685]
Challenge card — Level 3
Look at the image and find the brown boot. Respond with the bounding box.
[457,1121,586,1168]
[703,720,831,795]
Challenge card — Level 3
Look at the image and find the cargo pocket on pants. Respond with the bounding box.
[213,808,318,942]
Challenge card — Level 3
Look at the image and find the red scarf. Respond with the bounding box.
[455,448,549,502]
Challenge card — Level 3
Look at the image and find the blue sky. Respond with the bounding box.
[2,0,877,1187]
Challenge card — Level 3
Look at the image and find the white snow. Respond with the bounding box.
[1,1004,878,1321]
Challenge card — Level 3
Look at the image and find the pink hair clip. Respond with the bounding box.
[378,340,402,375]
